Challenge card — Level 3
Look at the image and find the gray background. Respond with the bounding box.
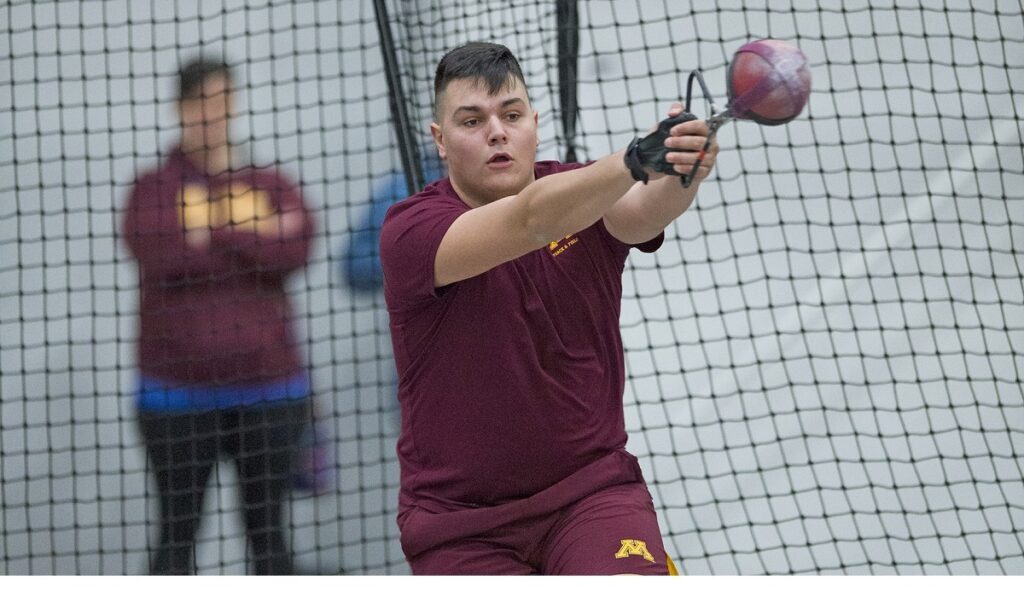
[2,0,1022,574]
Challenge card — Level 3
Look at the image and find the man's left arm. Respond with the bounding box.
[603,104,719,245]
[210,172,315,273]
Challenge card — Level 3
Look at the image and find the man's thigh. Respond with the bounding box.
[409,539,536,575]
[541,482,669,575]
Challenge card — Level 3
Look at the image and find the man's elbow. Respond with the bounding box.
[520,192,586,247]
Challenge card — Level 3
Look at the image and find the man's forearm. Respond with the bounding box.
[518,149,637,245]
[628,176,700,232]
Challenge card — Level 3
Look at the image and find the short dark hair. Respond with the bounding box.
[177,57,233,101]
[433,42,527,118]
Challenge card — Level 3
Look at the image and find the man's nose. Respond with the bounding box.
[487,116,508,145]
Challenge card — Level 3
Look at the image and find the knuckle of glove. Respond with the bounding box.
[637,112,698,176]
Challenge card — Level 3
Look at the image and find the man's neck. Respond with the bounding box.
[182,145,232,176]
[449,178,485,208]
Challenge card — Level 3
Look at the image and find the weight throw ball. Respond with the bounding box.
[727,39,811,125]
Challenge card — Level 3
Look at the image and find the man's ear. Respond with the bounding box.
[430,122,446,160]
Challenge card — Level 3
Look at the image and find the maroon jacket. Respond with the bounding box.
[122,147,314,386]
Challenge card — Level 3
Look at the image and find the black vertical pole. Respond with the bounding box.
[556,0,579,162]
[373,0,424,193]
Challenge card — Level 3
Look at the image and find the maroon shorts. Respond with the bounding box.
[405,481,669,575]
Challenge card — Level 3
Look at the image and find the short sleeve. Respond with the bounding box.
[380,191,466,314]
[631,231,664,253]
[592,218,665,264]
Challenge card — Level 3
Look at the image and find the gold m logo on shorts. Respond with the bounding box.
[614,539,655,563]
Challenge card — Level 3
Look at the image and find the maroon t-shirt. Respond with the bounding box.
[381,161,663,514]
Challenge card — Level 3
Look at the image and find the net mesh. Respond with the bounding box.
[2,0,1022,574]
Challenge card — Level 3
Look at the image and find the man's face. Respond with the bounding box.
[179,74,234,153]
[431,77,539,207]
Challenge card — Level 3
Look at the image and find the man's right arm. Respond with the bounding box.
[122,176,234,281]
[432,151,636,287]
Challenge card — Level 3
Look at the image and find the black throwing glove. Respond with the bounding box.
[624,112,698,184]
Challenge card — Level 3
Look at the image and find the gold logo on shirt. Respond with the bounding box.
[179,182,273,232]
[548,233,579,257]
[614,539,655,563]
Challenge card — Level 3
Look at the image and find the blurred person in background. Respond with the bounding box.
[341,155,445,292]
[121,57,315,575]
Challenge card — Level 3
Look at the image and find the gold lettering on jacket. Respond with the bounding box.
[179,182,273,232]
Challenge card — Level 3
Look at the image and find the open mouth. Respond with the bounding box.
[487,153,513,165]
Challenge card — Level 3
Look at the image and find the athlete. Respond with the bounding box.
[380,42,718,574]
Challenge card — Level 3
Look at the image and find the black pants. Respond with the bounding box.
[138,401,309,575]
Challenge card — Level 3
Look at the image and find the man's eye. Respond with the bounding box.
[506,113,520,121]
[463,119,479,127]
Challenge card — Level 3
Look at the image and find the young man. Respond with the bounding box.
[122,58,315,574]
[380,42,718,575]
